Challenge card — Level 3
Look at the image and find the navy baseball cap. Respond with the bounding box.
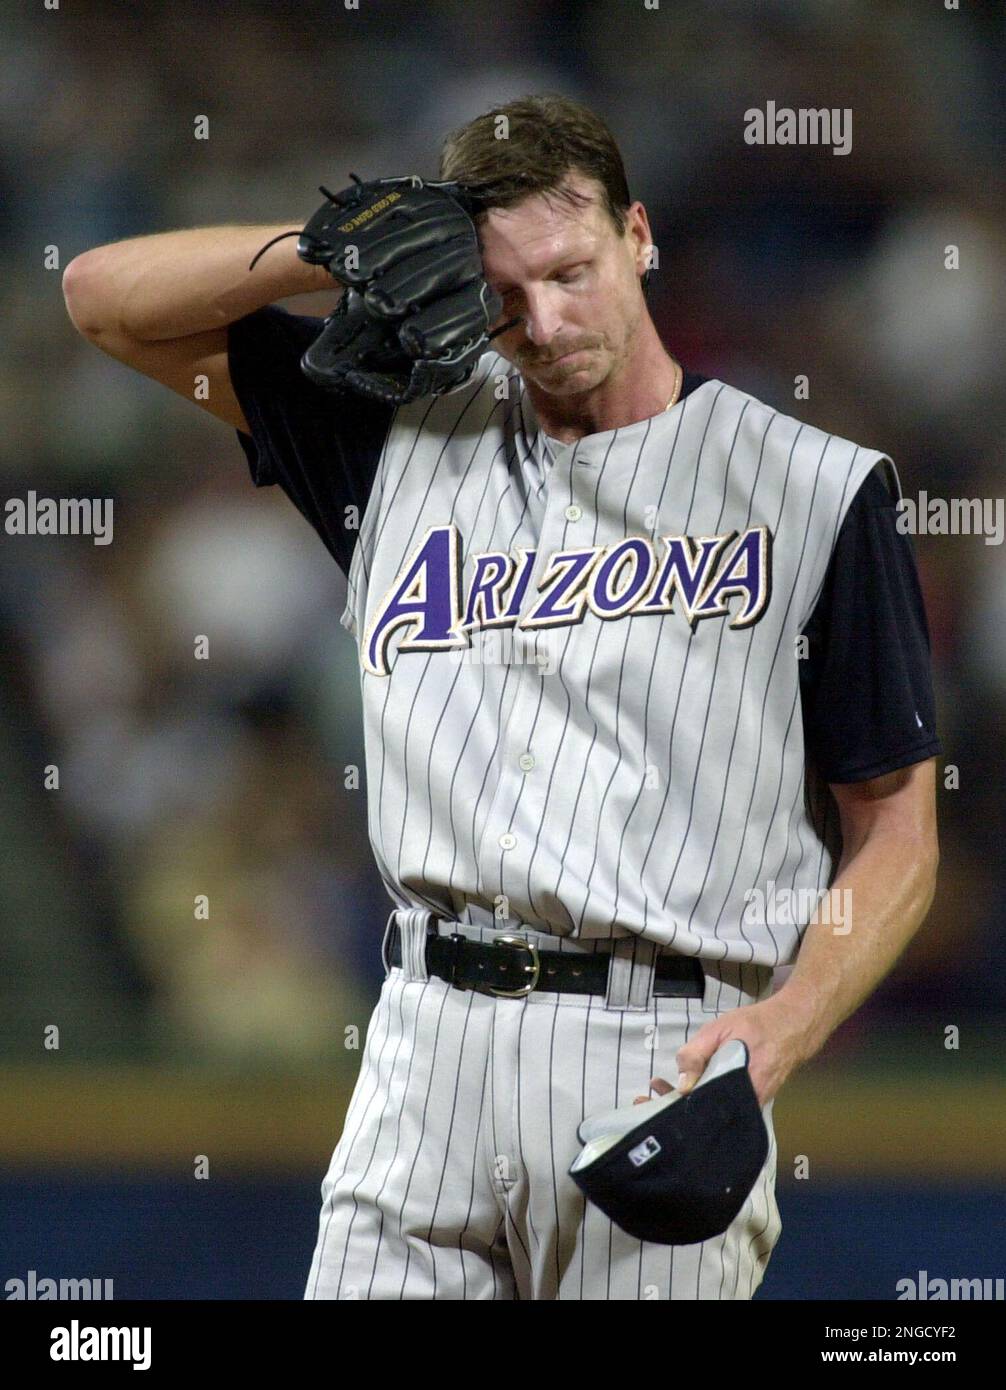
[568,1040,769,1245]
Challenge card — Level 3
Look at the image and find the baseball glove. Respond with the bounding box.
[290,174,508,406]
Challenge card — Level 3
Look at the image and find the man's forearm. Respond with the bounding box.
[62,223,334,342]
[775,821,938,1060]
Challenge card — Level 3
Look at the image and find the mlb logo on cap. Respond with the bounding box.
[628,1136,662,1168]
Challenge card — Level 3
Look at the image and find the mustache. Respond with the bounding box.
[521,343,594,366]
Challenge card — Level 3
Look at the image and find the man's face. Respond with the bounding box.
[477,173,651,398]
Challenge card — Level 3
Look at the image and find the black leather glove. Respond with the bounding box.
[294,174,505,406]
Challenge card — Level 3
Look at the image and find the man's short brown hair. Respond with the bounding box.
[439,93,633,235]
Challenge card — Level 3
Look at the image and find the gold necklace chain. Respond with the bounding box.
[664,358,683,411]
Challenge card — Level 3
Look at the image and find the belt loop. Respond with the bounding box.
[603,937,655,1012]
[399,908,433,983]
[380,910,397,978]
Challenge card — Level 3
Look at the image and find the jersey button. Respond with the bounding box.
[518,752,535,771]
[498,832,517,850]
[564,504,582,522]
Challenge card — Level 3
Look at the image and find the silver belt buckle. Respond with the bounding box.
[489,934,541,997]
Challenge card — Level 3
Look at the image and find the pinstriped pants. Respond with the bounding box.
[304,910,782,1301]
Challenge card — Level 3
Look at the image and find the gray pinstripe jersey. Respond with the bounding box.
[340,352,895,969]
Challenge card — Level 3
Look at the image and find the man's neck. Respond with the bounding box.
[527,328,681,444]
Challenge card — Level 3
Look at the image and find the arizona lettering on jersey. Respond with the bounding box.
[340,352,896,968]
[363,524,772,677]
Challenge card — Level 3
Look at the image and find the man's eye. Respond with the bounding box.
[556,266,587,284]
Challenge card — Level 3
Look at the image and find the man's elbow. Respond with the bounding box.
[915,827,940,914]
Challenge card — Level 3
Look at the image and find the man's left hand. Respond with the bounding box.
[633,995,815,1109]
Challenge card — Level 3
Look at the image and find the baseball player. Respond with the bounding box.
[63,93,940,1300]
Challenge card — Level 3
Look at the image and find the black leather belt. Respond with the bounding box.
[387,923,705,999]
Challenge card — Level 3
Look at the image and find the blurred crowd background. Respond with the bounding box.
[2,0,1004,1062]
[0,0,1003,1298]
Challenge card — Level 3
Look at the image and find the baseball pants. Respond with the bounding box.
[305,908,782,1301]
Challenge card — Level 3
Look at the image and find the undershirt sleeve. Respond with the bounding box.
[799,463,943,783]
[227,304,394,578]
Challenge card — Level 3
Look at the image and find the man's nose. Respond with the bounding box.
[519,288,564,347]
